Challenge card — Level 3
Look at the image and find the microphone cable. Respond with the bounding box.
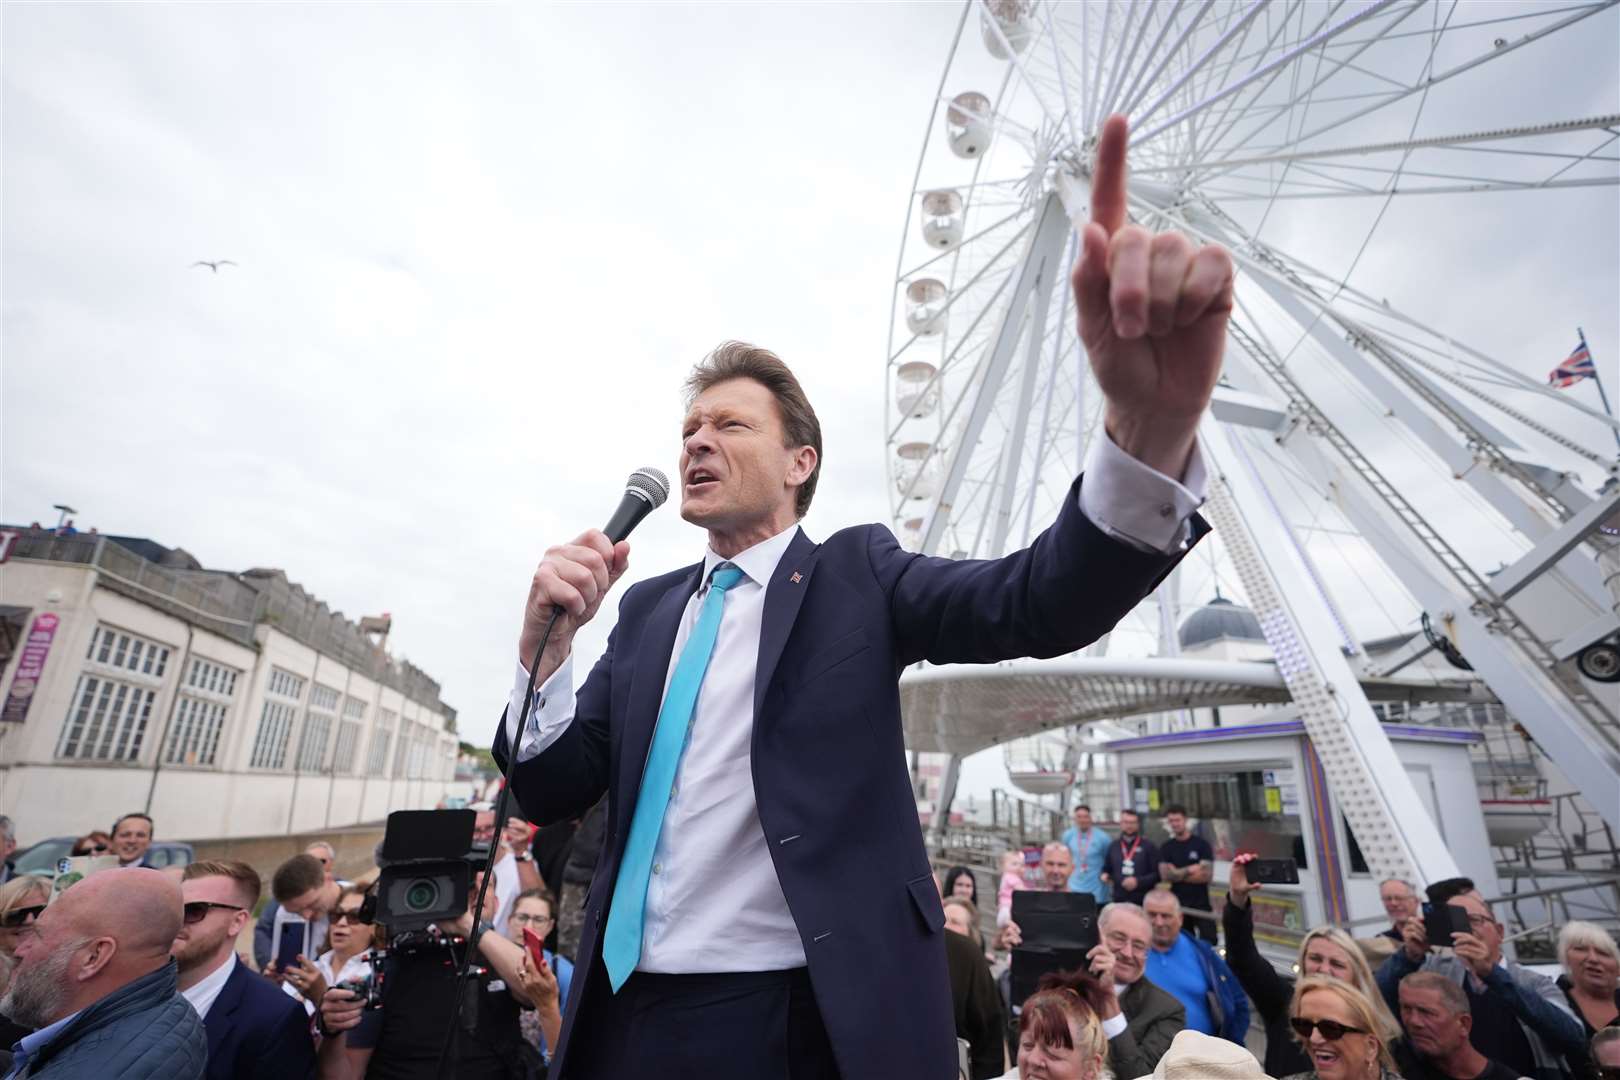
[433,606,561,1078]
[432,465,667,1077]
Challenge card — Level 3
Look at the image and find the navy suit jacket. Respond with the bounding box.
[493,476,1200,1079]
[201,959,315,1080]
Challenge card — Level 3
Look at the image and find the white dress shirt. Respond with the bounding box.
[492,849,521,933]
[182,951,236,1020]
[504,433,1205,973]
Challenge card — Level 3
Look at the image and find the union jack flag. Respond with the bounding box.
[1549,342,1596,388]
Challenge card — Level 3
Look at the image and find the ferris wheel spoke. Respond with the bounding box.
[1186,0,1320,164]
[1038,0,1084,150]
[1133,0,1407,150]
[977,0,1076,156]
[1118,0,1220,119]
[1096,0,1153,131]
[1191,2,1428,169]
[1275,0,1618,160]
[1086,0,1119,134]
[1324,2,1605,47]
[1129,0,1269,133]
[1178,114,1620,186]
[1109,0,1191,128]
[1537,131,1620,184]
[1179,0,1278,137]
[1202,173,1618,200]
[1223,218,1620,427]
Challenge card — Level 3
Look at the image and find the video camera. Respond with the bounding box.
[343,809,490,1012]
[363,808,489,934]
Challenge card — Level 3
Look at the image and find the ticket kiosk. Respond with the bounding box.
[1104,720,1496,956]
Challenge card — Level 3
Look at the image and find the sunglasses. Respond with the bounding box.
[0,905,45,929]
[332,909,366,925]
[182,902,245,925]
[1290,1017,1367,1042]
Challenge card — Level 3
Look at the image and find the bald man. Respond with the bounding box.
[0,868,206,1078]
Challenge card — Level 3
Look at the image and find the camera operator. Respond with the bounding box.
[316,871,549,1080]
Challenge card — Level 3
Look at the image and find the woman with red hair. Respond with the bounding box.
[998,969,1114,1080]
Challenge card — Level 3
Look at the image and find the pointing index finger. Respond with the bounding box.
[1090,114,1130,237]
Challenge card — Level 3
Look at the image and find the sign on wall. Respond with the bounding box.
[2,612,59,724]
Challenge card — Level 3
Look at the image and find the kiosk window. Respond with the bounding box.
[1131,767,1307,869]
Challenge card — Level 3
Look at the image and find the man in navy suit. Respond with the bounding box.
[493,114,1234,1079]
[174,860,315,1079]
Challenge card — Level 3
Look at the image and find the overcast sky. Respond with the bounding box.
[5,3,1616,805]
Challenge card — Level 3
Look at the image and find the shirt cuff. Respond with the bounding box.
[1102,1011,1129,1040]
[504,656,577,763]
[1078,430,1207,554]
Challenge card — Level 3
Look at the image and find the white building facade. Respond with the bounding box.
[0,530,461,844]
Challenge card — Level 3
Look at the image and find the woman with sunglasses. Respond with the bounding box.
[283,884,373,1014]
[1282,976,1404,1080]
[1224,853,1399,1076]
[70,831,113,857]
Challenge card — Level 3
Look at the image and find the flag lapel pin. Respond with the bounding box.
[790,571,803,584]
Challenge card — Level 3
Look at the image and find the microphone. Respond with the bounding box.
[602,466,671,543]
[446,467,672,1065]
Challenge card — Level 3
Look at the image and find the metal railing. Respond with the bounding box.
[990,789,1067,847]
[9,533,457,725]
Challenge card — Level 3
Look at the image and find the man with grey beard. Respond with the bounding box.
[0,867,205,1078]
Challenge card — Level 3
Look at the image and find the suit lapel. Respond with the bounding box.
[617,565,702,812]
[753,529,820,719]
[204,959,247,1061]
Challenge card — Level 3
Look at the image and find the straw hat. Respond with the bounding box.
[1129,1030,1274,1080]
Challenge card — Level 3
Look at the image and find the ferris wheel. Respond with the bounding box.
[886,0,1620,883]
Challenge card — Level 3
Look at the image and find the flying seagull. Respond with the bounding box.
[190,260,237,273]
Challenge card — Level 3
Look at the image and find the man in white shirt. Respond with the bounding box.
[471,803,543,933]
[496,114,1231,1080]
[175,860,315,1079]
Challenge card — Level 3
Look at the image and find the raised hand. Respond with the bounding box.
[1072,114,1234,478]
[1229,852,1261,908]
[520,529,632,680]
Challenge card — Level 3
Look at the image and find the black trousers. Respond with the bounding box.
[562,967,840,1080]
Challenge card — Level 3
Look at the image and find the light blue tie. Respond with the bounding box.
[602,562,746,991]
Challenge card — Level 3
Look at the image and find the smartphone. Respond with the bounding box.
[1423,903,1472,949]
[521,926,548,972]
[1245,858,1300,885]
[274,921,307,971]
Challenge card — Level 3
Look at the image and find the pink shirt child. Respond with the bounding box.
[996,850,1027,927]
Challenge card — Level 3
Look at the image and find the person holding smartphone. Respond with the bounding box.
[1223,852,1396,1077]
[1374,885,1585,1080]
[505,887,571,1070]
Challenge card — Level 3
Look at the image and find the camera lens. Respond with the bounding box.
[404,879,439,911]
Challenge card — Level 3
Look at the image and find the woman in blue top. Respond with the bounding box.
[506,887,574,1075]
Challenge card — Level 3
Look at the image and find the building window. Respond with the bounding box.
[295,683,340,774]
[57,676,157,762]
[333,719,361,773]
[161,657,242,767]
[84,626,171,680]
[393,723,411,778]
[249,667,306,770]
[368,708,397,777]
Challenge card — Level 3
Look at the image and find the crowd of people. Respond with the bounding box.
[935,804,1620,1080]
[0,801,601,1078]
[0,801,1613,1079]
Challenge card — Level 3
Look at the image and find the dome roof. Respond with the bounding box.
[1179,596,1264,649]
